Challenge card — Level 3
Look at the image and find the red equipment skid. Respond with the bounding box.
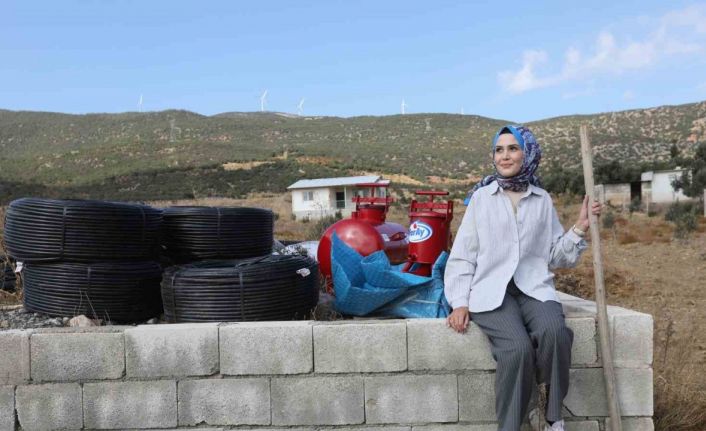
[402,190,454,277]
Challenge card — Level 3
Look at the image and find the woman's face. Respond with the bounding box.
[494,133,524,178]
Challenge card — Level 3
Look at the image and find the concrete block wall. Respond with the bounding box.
[0,293,653,431]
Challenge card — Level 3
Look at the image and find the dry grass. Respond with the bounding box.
[654,326,706,431]
[552,204,706,431]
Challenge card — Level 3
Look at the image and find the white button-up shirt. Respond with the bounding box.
[444,181,587,313]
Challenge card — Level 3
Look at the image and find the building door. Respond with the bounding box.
[630,182,641,202]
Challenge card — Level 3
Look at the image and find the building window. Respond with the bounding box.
[303,191,314,201]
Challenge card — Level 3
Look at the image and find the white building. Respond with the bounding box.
[287,175,389,220]
[595,183,631,207]
[641,169,692,204]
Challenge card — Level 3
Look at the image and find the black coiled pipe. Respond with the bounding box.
[22,261,163,322]
[4,198,163,262]
[162,206,274,262]
[162,254,319,322]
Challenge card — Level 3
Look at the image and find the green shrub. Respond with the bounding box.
[629,197,641,213]
[664,201,698,222]
[307,212,343,240]
[666,202,699,240]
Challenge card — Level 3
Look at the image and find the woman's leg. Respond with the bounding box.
[515,291,574,423]
[471,288,535,431]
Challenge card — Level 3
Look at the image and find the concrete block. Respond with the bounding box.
[178,378,270,425]
[564,368,653,416]
[611,313,653,368]
[564,421,600,431]
[605,417,654,431]
[271,376,364,425]
[221,322,312,375]
[413,425,497,431]
[31,332,124,381]
[566,317,598,366]
[263,427,407,431]
[83,380,177,429]
[458,373,495,421]
[365,375,458,424]
[125,323,219,377]
[0,330,30,385]
[0,386,14,431]
[233,429,312,431]
[149,429,224,431]
[314,321,406,373]
[16,383,82,431]
[407,319,495,371]
[341,427,411,431]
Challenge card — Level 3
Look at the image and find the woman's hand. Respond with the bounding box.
[575,195,603,232]
[446,306,470,333]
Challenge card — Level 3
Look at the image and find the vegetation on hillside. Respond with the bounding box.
[1,101,704,203]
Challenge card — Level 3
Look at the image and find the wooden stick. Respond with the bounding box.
[579,125,623,431]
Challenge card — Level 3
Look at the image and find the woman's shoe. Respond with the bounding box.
[544,420,565,431]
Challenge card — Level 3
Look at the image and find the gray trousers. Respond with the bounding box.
[471,281,573,431]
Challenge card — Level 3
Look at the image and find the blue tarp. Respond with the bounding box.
[330,233,451,318]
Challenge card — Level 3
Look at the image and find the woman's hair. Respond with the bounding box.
[498,127,513,135]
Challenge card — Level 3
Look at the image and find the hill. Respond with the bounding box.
[0,101,704,203]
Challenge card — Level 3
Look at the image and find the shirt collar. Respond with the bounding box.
[489,180,542,196]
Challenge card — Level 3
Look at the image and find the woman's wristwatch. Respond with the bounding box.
[571,224,586,237]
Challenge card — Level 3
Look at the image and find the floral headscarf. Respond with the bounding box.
[464,125,542,205]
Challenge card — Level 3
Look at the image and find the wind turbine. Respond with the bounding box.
[401,99,407,115]
[260,90,268,112]
[461,106,464,115]
[138,94,143,112]
[297,98,305,116]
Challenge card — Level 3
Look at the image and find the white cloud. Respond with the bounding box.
[497,50,552,93]
[498,5,706,94]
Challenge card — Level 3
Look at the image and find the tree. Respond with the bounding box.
[670,142,679,160]
[671,142,706,200]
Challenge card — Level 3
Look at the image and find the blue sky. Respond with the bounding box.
[2,0,706,122]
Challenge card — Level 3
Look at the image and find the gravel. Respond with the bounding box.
[0,305,163,331]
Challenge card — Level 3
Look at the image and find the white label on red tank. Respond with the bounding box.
[409,221,433,243]
[381,234,390,242]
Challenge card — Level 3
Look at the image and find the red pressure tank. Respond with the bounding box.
[401,190,454,277]
[318,183,408,293]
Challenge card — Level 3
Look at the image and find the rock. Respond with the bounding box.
[62,317,69,324]
[68,315,99,327]
[0,320,8,328]
[48,318,64,327]
[146,318,159,324]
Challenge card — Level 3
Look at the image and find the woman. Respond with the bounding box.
[444,125,601,431]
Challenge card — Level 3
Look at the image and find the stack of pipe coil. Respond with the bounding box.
[161,206,274,262]
[161,254,319,322]
[160,206,319,322]
[3,198,163,321]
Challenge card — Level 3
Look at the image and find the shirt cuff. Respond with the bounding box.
[449,295,470,309]
[564,228,585,244]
